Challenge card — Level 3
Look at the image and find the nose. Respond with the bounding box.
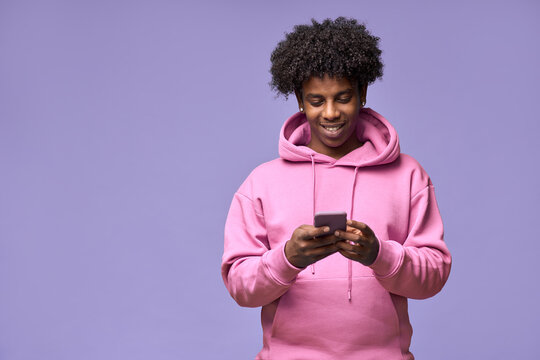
[323,101,340,121]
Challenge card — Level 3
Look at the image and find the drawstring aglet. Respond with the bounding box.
[348,289,351,302]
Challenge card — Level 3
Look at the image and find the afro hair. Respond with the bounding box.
[270,17,384,98]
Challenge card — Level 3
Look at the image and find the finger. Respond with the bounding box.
[334,230,370,249]
[307,243,339,258]
[346,219,375,236]
[335,239,366,253]
[333,229,363,242]
[345,225,363,235]
[298,226,331,240]
[310,233,340,247]
[338,248,365,262]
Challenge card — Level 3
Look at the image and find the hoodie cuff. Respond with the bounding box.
[262,243,304,285]
[369,238,405,279]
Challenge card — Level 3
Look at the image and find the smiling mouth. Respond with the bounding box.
[320,123,345,132]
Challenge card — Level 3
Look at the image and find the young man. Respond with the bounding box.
[222,17,451,359]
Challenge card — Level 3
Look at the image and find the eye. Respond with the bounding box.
[337,97,352,104]
[308,98,324,107]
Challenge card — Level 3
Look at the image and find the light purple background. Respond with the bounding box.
[1,0,539,359]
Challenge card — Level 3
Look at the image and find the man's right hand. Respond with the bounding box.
[284,225,339,268]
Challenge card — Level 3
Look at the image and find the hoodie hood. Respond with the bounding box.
[279,107,400,167]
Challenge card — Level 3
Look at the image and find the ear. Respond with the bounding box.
[359,83,368,106]
[294,89,304,112]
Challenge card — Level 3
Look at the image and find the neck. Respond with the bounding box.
[308,137,364,160]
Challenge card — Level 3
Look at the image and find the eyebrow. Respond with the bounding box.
[305,89,354,99]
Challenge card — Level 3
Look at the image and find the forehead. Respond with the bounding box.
[302,75,356,96]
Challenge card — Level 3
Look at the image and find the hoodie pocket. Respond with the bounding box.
[269,278,402,359]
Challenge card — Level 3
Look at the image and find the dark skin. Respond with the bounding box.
[284,75,380,268]
[295,74,367,160]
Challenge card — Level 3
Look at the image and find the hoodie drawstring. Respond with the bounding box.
[310,154,316,275]
[348,166,359,302]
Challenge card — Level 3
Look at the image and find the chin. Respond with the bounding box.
[324,140,347,148]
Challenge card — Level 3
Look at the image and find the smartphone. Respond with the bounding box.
[314,211,347,235]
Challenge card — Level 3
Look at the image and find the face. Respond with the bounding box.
[295,74,367,159]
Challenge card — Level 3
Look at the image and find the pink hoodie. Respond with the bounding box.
[222,108,452,360]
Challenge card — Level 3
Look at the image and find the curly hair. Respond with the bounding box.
[269,17,384,98]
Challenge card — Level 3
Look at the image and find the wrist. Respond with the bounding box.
[285,240,307,268]
[364,237,380,266]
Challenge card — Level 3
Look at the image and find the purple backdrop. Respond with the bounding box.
[1,0,539,359]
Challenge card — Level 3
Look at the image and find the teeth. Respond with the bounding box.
[322,124,343,131]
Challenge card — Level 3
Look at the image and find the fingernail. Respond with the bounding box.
[334,231,339,236]
[324,227,330,232]
[347,220,352,225]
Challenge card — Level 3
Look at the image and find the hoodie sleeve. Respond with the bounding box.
[221,188,303,308]
[368,177,452,300]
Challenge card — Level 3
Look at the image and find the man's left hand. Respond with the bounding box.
[334,219,380,266]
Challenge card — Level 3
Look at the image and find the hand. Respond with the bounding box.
[285,225,339,268]
[334,219,380,266]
